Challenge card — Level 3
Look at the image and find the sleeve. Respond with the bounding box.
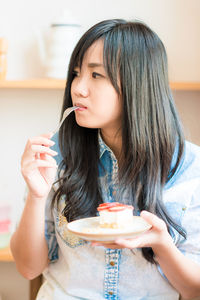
[177,179,200,265]
[45,187,59,263]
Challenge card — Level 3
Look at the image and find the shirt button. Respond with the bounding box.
[110,261,115,266]
[109,291,113,295]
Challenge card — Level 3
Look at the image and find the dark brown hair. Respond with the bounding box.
[53,19,185,263]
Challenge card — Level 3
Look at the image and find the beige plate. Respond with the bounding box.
[67,216,152,242]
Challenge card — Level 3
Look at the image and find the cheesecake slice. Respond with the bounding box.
[97,202,134,229]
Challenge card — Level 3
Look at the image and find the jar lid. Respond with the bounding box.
[0,38,8,52]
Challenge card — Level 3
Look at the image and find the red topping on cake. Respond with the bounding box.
[108,206,126,212]
[98,202,120,208]
[97,202,134,212]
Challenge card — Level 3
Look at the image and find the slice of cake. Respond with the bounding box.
[97,202,134,229]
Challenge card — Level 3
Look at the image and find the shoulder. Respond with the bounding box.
[182,140,200,170]
[163,141,200,215]
[163,142,200,239]
[51,132,63,165]
[166,141,200,189]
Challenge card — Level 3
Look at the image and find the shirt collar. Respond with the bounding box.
[98,131,114,159]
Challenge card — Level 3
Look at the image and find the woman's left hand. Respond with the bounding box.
[91,211,173,250]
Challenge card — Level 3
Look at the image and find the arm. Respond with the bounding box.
[10,133,58,280]
[143,212,200,300]
[153,234,200,300]
[11,194,49,280]
[92,211,200,299]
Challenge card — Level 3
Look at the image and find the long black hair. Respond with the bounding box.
[53,19,186,263]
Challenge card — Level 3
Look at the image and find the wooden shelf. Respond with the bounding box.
[0,79,66,89]
[0,79,200,90]
[170,82,200,91]
[0,247,13,262]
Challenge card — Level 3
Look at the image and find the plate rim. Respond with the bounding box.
[67,216,152,239]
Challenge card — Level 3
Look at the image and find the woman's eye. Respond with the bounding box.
[72,70,79,77]
[92,72,102,79]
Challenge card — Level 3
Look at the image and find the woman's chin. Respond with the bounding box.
[74,116,96,128]
[76,120,97,129]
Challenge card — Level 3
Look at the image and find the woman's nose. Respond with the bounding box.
[72,77,89,98]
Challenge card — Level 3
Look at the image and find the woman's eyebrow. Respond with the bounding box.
[88,63,104,68]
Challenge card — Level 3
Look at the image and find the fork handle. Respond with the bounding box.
[53,106,79,134]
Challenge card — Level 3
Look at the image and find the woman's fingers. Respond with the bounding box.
[91,242,121,249]
[21,134,58,198]
[26,135,55,147]
[30,145,57,156]
[21,134,58,176]
[114,236,148,248]
[91,212,169,250]
[40,153,57,162]
[22,138,57,163]
[25,159,57,170]
[22,158,57,176]
[140,210,167,231]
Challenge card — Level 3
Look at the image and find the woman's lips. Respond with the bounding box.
[75,103,87,111]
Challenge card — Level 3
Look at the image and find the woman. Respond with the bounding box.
[11,19,200,299]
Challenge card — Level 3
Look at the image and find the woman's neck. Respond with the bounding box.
[100,129,122,161]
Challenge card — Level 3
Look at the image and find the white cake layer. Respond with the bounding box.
[99,209,133,228]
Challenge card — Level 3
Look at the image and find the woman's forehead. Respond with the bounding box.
[82,39,104,65]
[75,39,104,68]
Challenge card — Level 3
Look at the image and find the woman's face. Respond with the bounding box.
[71,39,122,135]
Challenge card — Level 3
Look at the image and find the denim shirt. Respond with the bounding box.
[38,134,200,300]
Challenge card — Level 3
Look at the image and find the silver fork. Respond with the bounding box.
[53,106,79,134]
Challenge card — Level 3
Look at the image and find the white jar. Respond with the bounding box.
[43,10,82,79]
[46,23,81,79]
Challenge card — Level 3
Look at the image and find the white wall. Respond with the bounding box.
[0,1,199,299]
[0,0,199,81]
[173,91,200,144]
[0,89,63,223]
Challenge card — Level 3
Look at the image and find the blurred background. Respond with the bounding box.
[0,0,199,299]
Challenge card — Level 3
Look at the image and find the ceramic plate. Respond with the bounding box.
[67,216,152,242]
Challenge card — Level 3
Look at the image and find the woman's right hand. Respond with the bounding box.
[21,133,58,199]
